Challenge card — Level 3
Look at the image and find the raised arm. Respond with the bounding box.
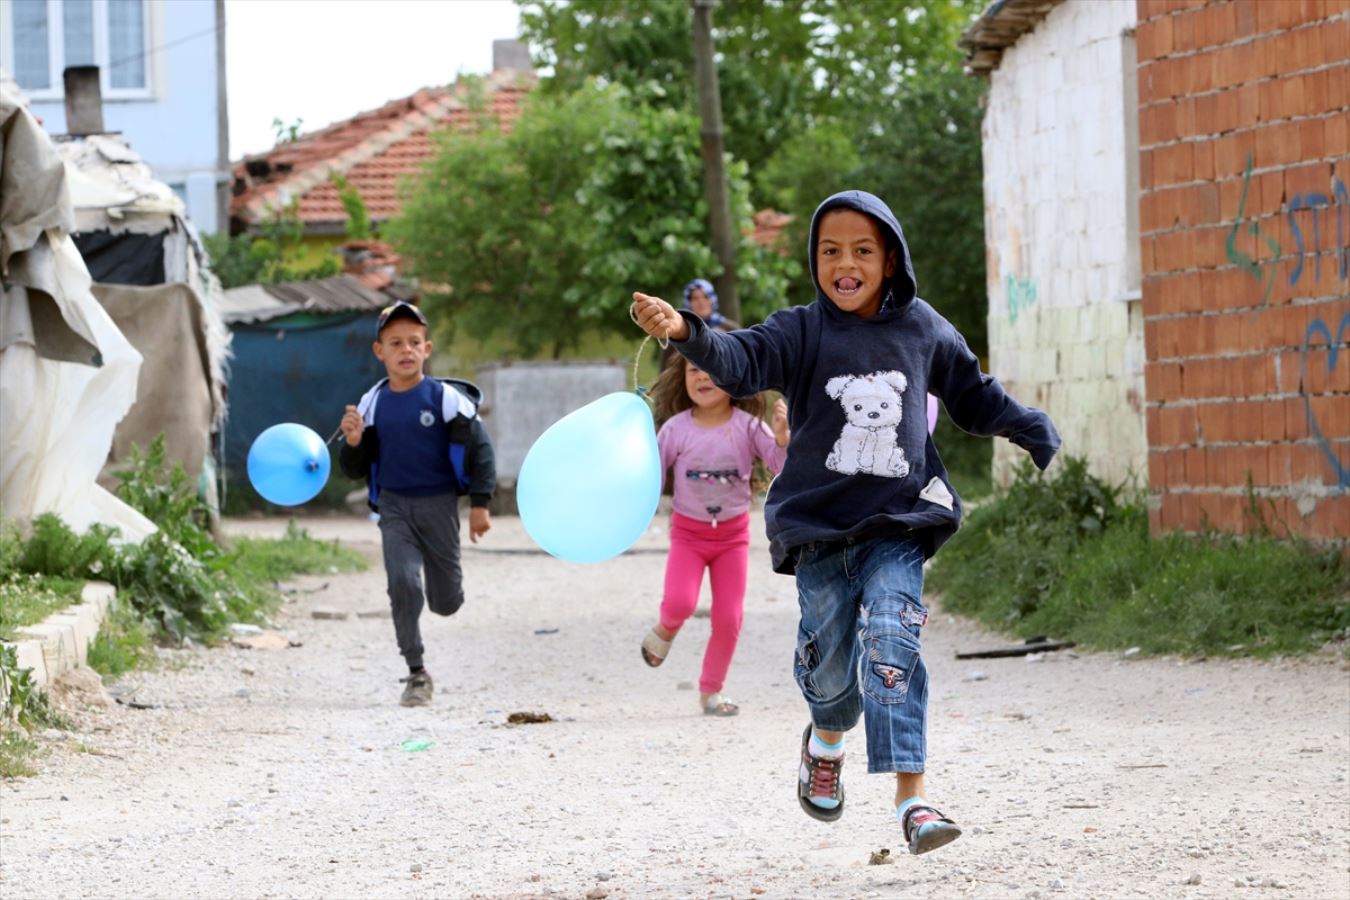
[631,292,801,397]
[932,326,1060,470]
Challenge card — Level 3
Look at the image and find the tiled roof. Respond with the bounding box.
[230,71,533,232]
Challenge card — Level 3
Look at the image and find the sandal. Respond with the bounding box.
[701,693,739,716]
[901,800,962,855]
[797,724,845,822]
[641,627,671,667]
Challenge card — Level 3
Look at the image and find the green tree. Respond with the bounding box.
[203,201,340,289]
[330,172,373,240]
[517,0,989,351]
[386,81,794,358]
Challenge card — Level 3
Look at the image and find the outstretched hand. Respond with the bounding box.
[631,292,689,343]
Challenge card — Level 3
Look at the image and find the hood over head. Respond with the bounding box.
[807,190,917,317]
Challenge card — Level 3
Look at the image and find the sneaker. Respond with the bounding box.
[797,724,845,822]
[399,671,434,707]
[900,801,962,855]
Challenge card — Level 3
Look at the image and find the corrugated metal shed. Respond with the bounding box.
[220,275,390,323]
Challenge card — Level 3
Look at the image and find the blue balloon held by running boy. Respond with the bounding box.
[247,423,331,506]
[518,392,661,563]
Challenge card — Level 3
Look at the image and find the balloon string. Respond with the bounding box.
[629,304,668,400]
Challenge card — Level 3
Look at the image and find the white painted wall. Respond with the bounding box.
[980,0,1147,488]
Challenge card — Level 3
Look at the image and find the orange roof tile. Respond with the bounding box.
[230,73,533,232]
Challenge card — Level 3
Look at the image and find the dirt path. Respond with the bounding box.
[2,513,1347,899]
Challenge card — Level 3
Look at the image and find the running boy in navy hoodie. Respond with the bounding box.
[338,301,496,708]
[632,190,1059,854]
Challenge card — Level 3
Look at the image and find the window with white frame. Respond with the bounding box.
[4,0,150,98]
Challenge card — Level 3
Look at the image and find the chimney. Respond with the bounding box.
[492,39,531,74]
[63,66,104,135]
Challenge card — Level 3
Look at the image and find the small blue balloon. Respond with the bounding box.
[247,423,331,506]
[518,392,661,563]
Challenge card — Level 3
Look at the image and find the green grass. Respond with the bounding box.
[929,458,1350,658]
[0,574,84,640]
[224,520,367,583]
[86,603,157,680]
[0,729,39,778]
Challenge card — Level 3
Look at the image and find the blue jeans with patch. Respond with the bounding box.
[793,534,928,774]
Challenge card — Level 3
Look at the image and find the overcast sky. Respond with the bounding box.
[225,0,522,160]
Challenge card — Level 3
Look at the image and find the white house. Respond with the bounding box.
[961,0,1147,488]
[0,0,228,233]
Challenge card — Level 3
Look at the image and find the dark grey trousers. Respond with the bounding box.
[376,490,463,670]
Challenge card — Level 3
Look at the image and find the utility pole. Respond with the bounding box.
[691,0,739,323]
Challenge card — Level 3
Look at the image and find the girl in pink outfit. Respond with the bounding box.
[640,356,790,716]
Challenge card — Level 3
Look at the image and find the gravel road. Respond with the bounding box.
[2,513,1346,899]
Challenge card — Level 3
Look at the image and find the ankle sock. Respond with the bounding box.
[897,795,925,820]
[410,666,426,676]
[808,731,845,760]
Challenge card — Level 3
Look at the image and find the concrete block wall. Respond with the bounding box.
[5,582,115,687]
[1137,0,1349,542]
[982,0,1149,488]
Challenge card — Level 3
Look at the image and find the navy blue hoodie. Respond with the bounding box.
[671,190,1060,574]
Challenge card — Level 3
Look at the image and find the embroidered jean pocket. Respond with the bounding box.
[862,637,919,705]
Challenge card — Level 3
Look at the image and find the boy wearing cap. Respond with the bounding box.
[338,301,496,707]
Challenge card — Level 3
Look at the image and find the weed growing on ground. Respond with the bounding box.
[929,457,1349,657]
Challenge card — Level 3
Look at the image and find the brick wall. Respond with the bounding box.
[1137,0,1349,543]
[981,0,1148,489]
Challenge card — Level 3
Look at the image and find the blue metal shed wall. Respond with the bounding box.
[222,313,385,478]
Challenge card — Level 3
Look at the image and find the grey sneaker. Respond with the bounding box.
[399,672,433,707]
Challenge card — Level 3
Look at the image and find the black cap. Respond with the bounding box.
[375,301,428,336]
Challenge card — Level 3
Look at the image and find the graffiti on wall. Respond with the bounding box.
[1006,274,1038,325]
[1222,153,1349,489]
[1302,312,1350,491]
[1226,153,1350,308]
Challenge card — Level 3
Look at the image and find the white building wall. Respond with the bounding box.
[982,0,1147,488]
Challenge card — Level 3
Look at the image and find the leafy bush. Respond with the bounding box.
[929,458,1349,657]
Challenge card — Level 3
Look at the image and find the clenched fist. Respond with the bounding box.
[631,292,689,343]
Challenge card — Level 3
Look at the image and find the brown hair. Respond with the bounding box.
[652,354,766,429]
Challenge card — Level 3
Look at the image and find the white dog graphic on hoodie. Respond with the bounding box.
[825,370,910,478]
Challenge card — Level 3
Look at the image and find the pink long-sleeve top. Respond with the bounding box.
[657,408,787,525]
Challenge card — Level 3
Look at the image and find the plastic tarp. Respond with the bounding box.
[0,81,154,540]
[95,283,217,482]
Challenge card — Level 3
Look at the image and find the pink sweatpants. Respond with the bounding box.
[660,511,751,694]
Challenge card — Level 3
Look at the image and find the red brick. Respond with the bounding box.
[1173,8,1199,53]
[1139,0,1172,20]
[1235,0,1260,37]
[1286,396,1314,440]
[1303,68,1330,118]
[1290,441,1327,481]
[1299,117,1327,161]
[1263,398,1288,440]
[1306,494,1350,541]
[1185,447,1207,484]
[1321,16,1350,66]
[1326,112,1349,156]
[1327,61,1350,109]
[1140,15,1174,59]
[1165,447,1187,488]
[1306,393,1348,438]
[1267,442,1293,482]
[1197,402,1232,442]
[1146,361,1185,402]
[1165,404,1199,444]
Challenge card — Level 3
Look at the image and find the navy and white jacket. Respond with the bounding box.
[670,190,1060,574]
[338,376,496,510]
